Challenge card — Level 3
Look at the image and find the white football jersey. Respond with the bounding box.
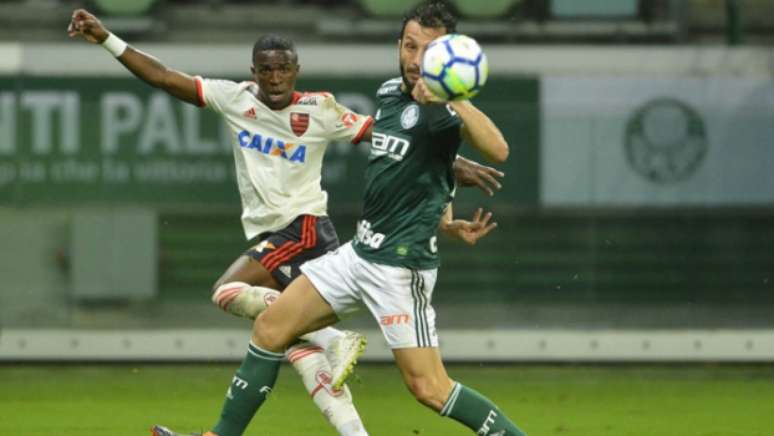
[194,77,373,240]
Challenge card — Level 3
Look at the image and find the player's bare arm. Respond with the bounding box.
[411,78,508,164]
[454,101,509,164]
[67,9,199,106]
[438,204,497,246]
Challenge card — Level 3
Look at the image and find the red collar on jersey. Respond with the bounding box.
[289,91,302,105]
[268,91,302,111]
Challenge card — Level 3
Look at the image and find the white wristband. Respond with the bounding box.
[101,33,128,57]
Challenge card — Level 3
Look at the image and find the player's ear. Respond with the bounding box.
[250,65,256,76]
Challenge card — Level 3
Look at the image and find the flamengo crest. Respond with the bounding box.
[290,112,310,137]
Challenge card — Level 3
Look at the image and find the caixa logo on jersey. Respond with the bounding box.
[237,130,307,163]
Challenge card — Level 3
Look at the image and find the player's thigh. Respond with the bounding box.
[299,242,364,318]
[231,215,340,291]
[214,254,280,291]
[393,347,454,409]
[253,274,339,348]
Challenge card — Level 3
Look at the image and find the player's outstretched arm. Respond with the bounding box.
[357,115,505,197]
[453,100,509,164]
[453,155,504,197]
[67,9,200,106]
[412,79,508,164]
[438,204,497,246]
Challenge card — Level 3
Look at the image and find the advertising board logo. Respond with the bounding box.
[624,98,707,184]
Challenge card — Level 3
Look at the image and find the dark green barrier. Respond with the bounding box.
[0,75,539,208]
[158,209,774,306]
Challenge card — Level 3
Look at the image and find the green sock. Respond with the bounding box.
[441,382,527,436]
[212,342,284,436]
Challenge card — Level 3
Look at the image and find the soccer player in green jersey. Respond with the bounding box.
[149,0,526,435]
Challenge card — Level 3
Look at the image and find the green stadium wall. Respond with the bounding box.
[0,75,539,207]
[1,62,773,330]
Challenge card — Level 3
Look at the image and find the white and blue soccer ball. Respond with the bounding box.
[421,34,489,101]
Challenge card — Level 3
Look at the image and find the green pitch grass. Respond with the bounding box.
[2,363,773,435]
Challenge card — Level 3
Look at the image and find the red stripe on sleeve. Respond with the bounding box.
[194,76,206,108]
[352,116,374,144]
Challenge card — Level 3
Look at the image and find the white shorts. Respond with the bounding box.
[300,242,439,349]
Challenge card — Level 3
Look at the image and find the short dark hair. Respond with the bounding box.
[399,0,457,40]
[252,34,297,64]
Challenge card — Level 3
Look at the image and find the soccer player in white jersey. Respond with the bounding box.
[68,10,373,436]
[68,7,506,436]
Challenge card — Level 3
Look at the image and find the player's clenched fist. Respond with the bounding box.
[67,9,108,44]
[411,78,445,105]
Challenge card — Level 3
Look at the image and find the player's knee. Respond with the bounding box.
[211,277,226,296]
[211,281,250,307]
[211,270,237,293]
[405,375,449,410]
[252,312,292,351]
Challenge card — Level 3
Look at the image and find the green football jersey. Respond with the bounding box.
[352,77,463,269]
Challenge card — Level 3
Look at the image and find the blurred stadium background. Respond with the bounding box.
[1,0,774,434]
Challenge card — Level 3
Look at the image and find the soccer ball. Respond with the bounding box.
[421,34,489,101]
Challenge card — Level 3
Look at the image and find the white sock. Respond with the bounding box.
[287,343,369,436]
[211,282,280,319]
